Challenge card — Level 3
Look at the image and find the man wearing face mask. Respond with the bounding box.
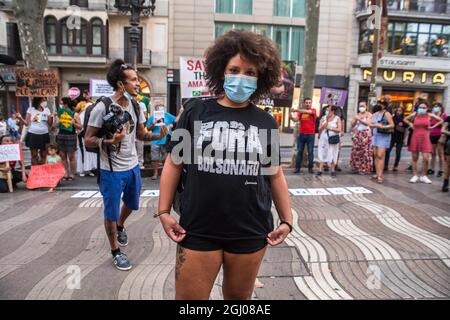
[84,59,168,271]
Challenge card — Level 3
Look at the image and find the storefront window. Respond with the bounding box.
[360,20,450,57]
[215,23,305,65]
[216,0,252,15]
[254,25,270,36]
[215,23,233,38]
[291,27,304,66]
[419,23,430,33]
[417,33,430,56]
[235,0,253,14]
[273,26,290,61]
[234,23,253,31]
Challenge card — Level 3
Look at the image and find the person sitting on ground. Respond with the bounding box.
[45,143,63,192]
[0,135,27,193]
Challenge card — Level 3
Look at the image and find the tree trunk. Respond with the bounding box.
[291,0,320,168]
[13,0,57,142]
[299,0,320,103]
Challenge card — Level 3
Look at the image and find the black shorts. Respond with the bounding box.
[430,135,440,145]
[25,132,50,150]
[180,234,267,254]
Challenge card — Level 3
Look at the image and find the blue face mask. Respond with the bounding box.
[417,108,427,115]
[223,74,257,104]
[120,83,134,101]
[432,107,440,114]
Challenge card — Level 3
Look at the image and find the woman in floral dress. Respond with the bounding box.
[350,101,373,174]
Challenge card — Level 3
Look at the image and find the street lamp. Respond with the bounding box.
[114,0,156,69]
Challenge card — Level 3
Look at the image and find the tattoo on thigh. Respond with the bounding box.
[175,245,186,281]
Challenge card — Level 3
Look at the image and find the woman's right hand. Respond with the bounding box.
[159,214,186,243]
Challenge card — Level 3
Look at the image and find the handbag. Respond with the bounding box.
[326,130,340,144]
[377,111,394,134]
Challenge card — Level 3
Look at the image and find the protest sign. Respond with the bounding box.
[180,56,211,99]
[0,144,22,162]
[26,163,66,189]
[15,68,59,97]
[90,79,114,97]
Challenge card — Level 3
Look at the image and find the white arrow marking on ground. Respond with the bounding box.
[307,188,331,196]
[289,188,311,196]
[71,191,98,198]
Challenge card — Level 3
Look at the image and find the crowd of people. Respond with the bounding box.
[291,96,449,192]
[0,87,179,192]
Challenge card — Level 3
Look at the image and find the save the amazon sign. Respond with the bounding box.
[179,56,212,99]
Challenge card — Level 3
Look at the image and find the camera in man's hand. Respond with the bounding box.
[102,103,131,137]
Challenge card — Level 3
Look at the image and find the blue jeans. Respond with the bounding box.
[296,134,315,170]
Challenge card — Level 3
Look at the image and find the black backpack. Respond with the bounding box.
[82,96,141,174]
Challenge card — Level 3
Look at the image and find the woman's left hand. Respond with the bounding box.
[22,173,27,183]
[267,224,290,246]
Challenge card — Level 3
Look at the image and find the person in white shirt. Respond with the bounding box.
[24,97,54,165]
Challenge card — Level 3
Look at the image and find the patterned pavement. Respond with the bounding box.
[0,172,448,300]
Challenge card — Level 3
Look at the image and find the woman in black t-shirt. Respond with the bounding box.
[156,30,293,300]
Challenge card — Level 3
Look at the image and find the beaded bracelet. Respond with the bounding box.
[153,210,170,218]
[279,221,293,233]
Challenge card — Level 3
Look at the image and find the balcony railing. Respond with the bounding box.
[356,0,449,15]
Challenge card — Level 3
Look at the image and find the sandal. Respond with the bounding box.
[63,176,69,181]
[377,177,384,183]
[68,176,75,181]
[370,175,378,180]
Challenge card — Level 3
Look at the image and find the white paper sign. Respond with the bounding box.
[90,79,114,98]
[346,187,373,194]
[289,188,311,196]
[0,144,22,162]
[141,190,160,197]
[307,188,331,196]
[71,191,98,198]
[154,109,165,126]
[179,56,212,99]
[327,188,352,195]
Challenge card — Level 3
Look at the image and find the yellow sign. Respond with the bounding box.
[363,69,446,84]
[59,111,73,129]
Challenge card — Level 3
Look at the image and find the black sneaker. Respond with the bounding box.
[308,168,314,174]
[117,227,128,247]
[113,252,132,271]
[437,170,443,178]
[427,169,434,175]
[442,179,449,192]
[293,168,300,174]
[407,165,412,171]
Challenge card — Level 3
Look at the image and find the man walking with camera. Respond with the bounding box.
[85,59,168,271]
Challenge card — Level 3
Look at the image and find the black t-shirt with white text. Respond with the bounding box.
[169,98,280,240]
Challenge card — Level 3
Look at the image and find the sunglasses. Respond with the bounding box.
[120,64,134,70]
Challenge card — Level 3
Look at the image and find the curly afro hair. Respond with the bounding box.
[204,29,282,101]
